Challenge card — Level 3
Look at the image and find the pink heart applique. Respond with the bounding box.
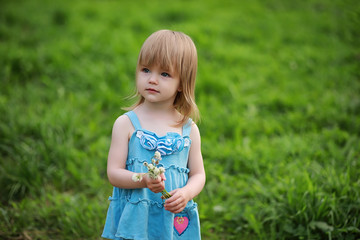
[174,216,189,236]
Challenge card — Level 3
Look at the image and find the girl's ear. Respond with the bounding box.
[177,81,183,92]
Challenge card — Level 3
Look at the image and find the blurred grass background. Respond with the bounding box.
[0,0,359,239]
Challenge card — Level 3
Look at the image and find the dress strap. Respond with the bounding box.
[125,111,142,130]
[182,118,193,137]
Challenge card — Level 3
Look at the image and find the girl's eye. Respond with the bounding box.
[161,72,171,77]
[142,68,150,73]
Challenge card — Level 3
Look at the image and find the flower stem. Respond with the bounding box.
[161,190,172,199]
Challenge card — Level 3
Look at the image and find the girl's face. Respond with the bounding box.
[137,64,181,106]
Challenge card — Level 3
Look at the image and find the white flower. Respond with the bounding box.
[154,151,162,161]
[159,167,165,174]
[132,173,143,182]
[148,164,155,170]
[153,168,160,176]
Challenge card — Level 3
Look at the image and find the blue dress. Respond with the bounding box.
[102,111,201,240]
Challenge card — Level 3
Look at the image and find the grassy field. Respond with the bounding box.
[1,0,359,239]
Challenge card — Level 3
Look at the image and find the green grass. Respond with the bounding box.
[1,0,359,239]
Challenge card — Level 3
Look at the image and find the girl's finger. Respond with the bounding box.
[160,173,166,181]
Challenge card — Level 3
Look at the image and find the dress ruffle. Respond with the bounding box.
[102,187,199,240]
[136,130,191,156]
[126,158,190,199]
[126,158,190,174]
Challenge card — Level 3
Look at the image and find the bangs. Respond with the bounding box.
[137,31,180,73]
[132,30,199,125]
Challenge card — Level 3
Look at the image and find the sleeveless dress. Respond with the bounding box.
[101,111,201,240]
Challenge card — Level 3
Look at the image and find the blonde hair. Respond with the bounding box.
[128,29,199,126]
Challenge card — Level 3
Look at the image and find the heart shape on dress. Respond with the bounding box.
[174,216,189,236]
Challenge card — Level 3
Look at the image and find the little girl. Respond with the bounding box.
[101,30,206,240]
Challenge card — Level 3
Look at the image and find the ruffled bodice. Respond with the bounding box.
[102,111,201,240]
[136,130,191,156]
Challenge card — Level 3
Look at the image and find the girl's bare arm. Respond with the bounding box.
[165,123,206,213]
[106,115,165,191]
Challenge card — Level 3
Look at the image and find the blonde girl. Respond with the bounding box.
[102,30,205,240]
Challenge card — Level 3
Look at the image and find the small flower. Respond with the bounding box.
[154,151,162,161]
[148,164,155,170]
[159,167,165,174]
[148,172,156,179]
[132,173,143,182]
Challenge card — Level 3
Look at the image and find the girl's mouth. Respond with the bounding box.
[146,88,160,93]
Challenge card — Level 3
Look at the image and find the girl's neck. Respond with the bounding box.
[140,100,176,115]
[134,102,183,135]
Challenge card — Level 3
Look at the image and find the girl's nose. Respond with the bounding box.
[148,73,158,84]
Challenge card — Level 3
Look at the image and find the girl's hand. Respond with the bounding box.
[144,173,166,193]
[164,188,190,213]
